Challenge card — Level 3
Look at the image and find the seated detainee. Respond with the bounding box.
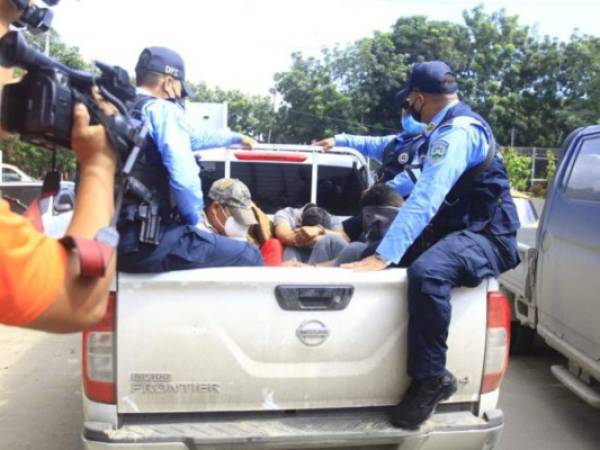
[301,183,403,268]
[199,178,284,266]
[197,178,258,241]
[274,204,349,264]
[335,184,404,266]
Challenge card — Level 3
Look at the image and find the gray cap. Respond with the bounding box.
[208,178,257,225]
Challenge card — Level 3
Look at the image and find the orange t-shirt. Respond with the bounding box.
[0,199,68,326]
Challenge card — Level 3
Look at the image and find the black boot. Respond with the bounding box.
[390,370,457,429]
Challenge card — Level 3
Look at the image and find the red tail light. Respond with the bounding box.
[82,292,116,404]
[234,151,307,162]
[481,291,511,394]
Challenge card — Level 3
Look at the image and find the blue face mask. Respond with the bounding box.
[401,111,427,135]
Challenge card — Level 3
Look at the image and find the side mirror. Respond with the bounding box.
[53,192,74,213]
[54,201,73,213]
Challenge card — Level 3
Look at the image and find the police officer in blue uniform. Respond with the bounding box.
[315,105,428,199]
[344,61,521,429]
[117,47,263,273]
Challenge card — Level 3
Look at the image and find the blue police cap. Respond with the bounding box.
[396,61,458,105]
[135,46,193,98]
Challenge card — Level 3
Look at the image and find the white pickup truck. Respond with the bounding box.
[500,127,600,409]
[80,145,510,450]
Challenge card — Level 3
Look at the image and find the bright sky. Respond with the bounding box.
[51,0,600,96]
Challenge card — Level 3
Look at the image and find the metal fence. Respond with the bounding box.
[501,146,559,185]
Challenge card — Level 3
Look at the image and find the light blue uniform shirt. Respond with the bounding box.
[376,100,490,264]
[139,90,243,225]
[334,132,421,198]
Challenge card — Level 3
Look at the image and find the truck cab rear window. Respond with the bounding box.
[317,165,365,216]
[231,162,311,213]
[198,160,365,215]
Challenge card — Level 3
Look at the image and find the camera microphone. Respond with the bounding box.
[11,1,56,35]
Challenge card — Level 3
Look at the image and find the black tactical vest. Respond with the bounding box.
[423,102,520,238]
[378,134,427,184]
[121,95,174,223]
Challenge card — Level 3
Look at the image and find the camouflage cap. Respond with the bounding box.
[208,178,257,225]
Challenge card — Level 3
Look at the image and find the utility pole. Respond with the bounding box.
[531,147,537,185]
[510,127,515,148]
[44,32,50,56]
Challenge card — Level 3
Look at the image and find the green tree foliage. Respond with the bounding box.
[271,6,600,148]
[271,52,369,143]
[546,150,557,187]
[502,148,531,191]
[1,137,75,179]
[4,6,599,185]
[27,29,91,71]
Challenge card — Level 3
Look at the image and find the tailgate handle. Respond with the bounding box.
[275,285,354,311]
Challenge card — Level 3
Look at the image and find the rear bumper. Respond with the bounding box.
[82,408,503,450]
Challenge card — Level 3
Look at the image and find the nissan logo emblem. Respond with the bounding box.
[296,320,330,347]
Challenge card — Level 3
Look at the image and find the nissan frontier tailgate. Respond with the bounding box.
[115,267,487,414]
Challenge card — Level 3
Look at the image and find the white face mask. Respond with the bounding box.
[224,217,250,241]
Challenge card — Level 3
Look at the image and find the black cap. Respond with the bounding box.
[396,61,458,105]
[301,204,333,229]
[135,46,193,98]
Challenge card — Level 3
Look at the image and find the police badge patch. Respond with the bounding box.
[397,152,410,164]
[428,140,449,163]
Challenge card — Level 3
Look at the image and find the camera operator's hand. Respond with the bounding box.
[0,0,31,85]
[67,95,118,243]
[0,0,29,28]
[71,102,117,172]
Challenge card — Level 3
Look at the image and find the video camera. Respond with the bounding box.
[0,30,145,164]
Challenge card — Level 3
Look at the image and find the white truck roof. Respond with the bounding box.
[194,144,372,210]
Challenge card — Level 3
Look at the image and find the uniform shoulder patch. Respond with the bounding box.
[428,140,449,163]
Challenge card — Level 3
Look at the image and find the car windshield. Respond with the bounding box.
[2,167,22,182]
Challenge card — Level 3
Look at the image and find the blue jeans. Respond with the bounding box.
[118,223,264,273]
[283,234,349,264]
[405,230,518,379]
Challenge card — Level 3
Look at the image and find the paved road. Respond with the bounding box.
[498,338,600,450]
[1,327,599,450]
[0,326,82,450]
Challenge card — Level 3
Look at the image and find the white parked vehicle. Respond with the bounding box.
[2,162,36,182]
[80,145,511,449]
[1,162,75,217]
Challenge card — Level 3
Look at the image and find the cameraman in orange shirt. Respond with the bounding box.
[0,0,117,332]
